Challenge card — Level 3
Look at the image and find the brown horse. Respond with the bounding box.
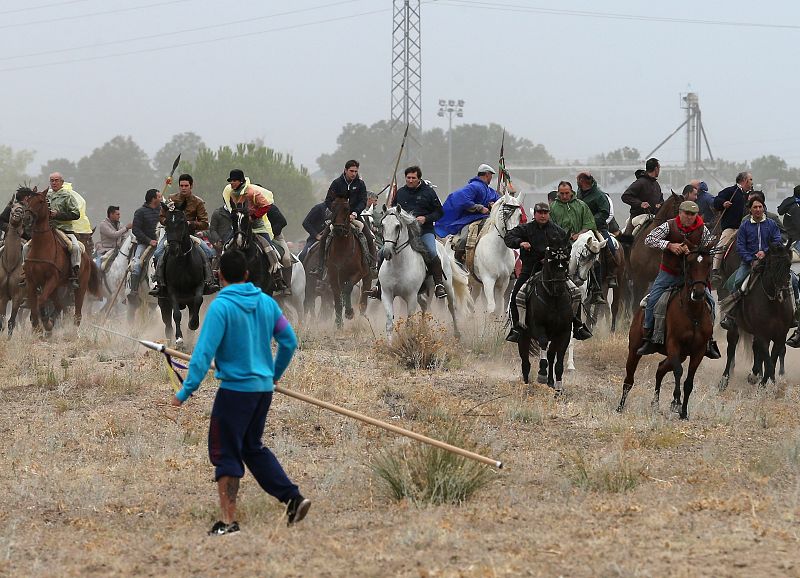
[23,190,101,332]
[326,196,369,327]
[624,191,683,306]
[718,243,793,389]
[0,202,27,336]
[617,241,715,419]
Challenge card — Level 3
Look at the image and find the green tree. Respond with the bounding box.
[72,136,157,226]
[750,154,788,182]
[153,132,206,178]
[185,142,314,240]
[317,121,553,196]
[0,145,34,200]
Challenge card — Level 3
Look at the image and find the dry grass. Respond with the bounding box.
[1,309,800,576]
[384,312,457,370]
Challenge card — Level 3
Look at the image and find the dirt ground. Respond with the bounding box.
[1,304,799,577]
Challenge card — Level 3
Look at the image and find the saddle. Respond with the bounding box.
[630,214,654,240]
[450,219,489,272]
[641,287,712,345]
[54,229,86,253]
[100,248,119,272]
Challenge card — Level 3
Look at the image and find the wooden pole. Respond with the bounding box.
[158,342,502,469]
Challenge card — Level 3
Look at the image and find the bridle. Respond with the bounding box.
[538,245,570,297]
[380,210,412,255]
[492,199,521,238]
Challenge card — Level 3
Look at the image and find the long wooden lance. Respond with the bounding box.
[161,153,182,198]
[497,128,513,195]
[91,324,503,469]
[386,123,409,208]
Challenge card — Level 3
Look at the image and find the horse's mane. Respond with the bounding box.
[761,243,792,289]
[390,205,423,240]
[653,191,681,225]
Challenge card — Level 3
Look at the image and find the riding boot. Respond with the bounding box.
[365,233,378,273]
[148,258,167,297]
[128,272,141,297]
[710,268,723,287]
[788,329,800,348]
[202,256,219,295]
[506,294,523,343]
[366,280,382,300]
[589,275,607,305]
[356,231,372,271]
[70,265,80,289]
[280,266,292,296]
[705,339,722,359]
[636,327,658,356]
[605,251,618,288]
[572,308,592,340]
[310,236,330,277]
[429,256,447,299]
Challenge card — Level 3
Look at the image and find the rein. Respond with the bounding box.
[380,212,413,255]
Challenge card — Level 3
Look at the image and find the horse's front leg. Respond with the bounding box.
[483,277,497,315]
[334,291,343,329]
[617,322,645,412]
[172,299,184,344]
[680,353,703,419]
[536,336,549,384]
[764,341,784,386]
[546,344,556,388]
[188,296,201,331]
[518,334,531,384]
[669,354,685,414]
[381,289,394,336]
[552,343,566,394]
[749,338,769,385]
[445,284,460,339]
[718,326,739,391]
[566,337,576,371]
[343,283,354,320]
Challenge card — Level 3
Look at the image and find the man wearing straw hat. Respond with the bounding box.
[170,250,310,535]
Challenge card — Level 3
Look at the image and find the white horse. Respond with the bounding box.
[95,232,134,315]
[472,191,522,315]
[378,206,470,336]
[565,230,606,370]
[276,257,306,322]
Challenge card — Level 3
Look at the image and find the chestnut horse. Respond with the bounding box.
[23,189,101,332]
[623,191,683,306]
[617,242,715,419]
[326,196,369,327]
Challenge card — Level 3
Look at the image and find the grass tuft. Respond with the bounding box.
[566,450,642,493]
[372,421,496,505]
[385,312,454,370]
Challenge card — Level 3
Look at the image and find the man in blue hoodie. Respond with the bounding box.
[171,250,310,535]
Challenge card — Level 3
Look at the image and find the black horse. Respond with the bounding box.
[224,206,274,295]
[518,241,573,391]
[719,242,794,389]
[158,204,205,344]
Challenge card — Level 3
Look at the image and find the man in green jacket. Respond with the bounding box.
[550,181,597,241]
[577,171,618,288]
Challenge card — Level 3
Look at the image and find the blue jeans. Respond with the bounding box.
[131,243,151,276]
[420,232,437,260]
[154,234,216,262]
[644,270,716,329]
[734,262,751,289]
[598,229,615,255]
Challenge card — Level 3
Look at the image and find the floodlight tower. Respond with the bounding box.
[438,99,465,193]
[390,0,422,158]
[681,92,701,181]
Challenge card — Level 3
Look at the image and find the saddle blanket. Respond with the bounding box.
[54,229,86,253]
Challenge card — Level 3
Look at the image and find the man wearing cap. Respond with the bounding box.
[711,171,752,285]
[310,160,376,277]
[577,171,618,289]
[434,164,502,263]
[222,169,289,294]
[504,201,592,343]
[621,158,663,237]
[636,200,721,358]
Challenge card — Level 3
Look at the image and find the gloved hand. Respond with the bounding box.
[166,200,175,211]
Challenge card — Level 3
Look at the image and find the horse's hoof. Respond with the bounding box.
[679,412,689,420]
[536,373,548,385]
[616,404,624,413]
[522,375,529,384]
[718,376,729,392]
[670,400,681,413]
[345,310,354,320]
[747,373,759,385]
[189,318,199,331]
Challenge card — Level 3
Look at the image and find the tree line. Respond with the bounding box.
[2,125,799,241]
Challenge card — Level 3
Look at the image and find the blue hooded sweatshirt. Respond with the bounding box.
[175,282,297,402]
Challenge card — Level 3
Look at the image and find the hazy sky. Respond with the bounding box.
[1,0,798,176]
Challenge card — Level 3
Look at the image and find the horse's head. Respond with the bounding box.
[543,240,571,283]
[229,206,253,249]
[491,192,522,235]
[331,196,352,237]
[685,242,714,302]
[569,231,606,283]
[654,191,682,223]
[163,205,189,247]
[380,205,417,261]
[760,242,793,291]
[23,187,49,225]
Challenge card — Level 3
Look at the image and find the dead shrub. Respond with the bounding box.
[386,312,454,370]
[372,421,496,505]
[566,450,643,493]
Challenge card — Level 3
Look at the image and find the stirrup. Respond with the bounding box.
[434,283,447,299]
[505,327,522,343]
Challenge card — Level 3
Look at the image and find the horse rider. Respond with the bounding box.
[577,171,619,288]
[94,205,131,269]
[363,190,384,245]
[309,160,377,277]
[209,203,233,254]
[636,200,721,358]
[550,181,596,242]
[621,158,663,237]
[504,201,593,343]
[690,180,717,227]
[70,186,94,258]
[719,196,793,330]
[710,171,752,285]
[20,172,83,289]
[221,169,289,294]
[128,188,162,297]
[149,173,218,297]
[778,184,800,251]
[366,165,447,301]
[1,187,34,240]
[298,201,326,264]
[434,163,502,263]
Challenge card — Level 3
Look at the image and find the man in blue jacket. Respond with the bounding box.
[368,166,446,300]
[171,250,310,534]
[719,196,782,330]
[711,171,752,285]
[435,164,501,263]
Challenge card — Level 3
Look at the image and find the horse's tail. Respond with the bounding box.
[88,261,102,297]
[448,253,474,314]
